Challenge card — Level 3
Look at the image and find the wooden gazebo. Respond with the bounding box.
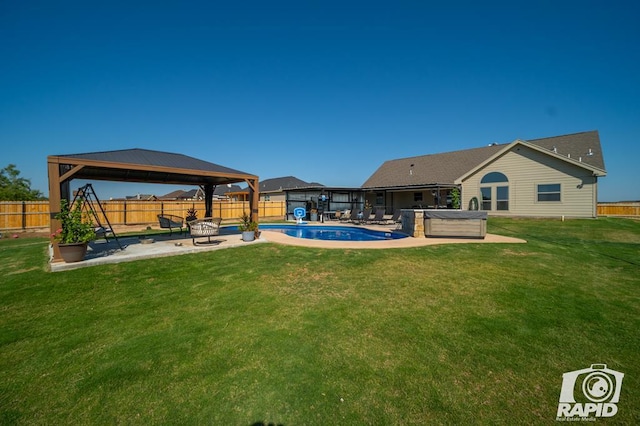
[47,148,259,261]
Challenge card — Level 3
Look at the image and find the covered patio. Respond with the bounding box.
[48,148,259,263]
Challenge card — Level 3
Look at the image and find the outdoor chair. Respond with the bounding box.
[358,208,373,224]
[339,209,352,222]
[157,214,185,235]
[188,217,223,245]
[369,209,386,224]
[346,209,360,223]
[390,210,402,229]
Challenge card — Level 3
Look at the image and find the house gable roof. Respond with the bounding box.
[159,189,188,199]
[527,130,605,171]
[361,144,504,189]
[362,130,606,189]
[259,176,322,192]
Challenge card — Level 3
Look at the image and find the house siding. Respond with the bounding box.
[260,193,286,202]
[461,146,599,218]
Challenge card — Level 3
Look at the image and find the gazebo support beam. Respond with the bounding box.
[204,184,214,217]
[246,177,260,223]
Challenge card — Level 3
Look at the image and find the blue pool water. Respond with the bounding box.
[257,224,408,241]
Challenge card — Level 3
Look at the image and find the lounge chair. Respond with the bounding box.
[188,217,223,245]
[157,214,184,235]
[346,209,360,223]
[339,209,352,222]
[358,208,372,224]
[369,209,386,224]
[390,210,402,228]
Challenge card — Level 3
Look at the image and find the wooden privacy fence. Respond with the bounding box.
[0,200,287,231]
[597,202,640,217]
[3,200,637,231]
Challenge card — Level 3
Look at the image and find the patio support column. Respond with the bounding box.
[245,177,260,223]
[204,184,214,218]
[47,160,71,263]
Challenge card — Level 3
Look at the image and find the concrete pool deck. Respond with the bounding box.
[49,222,526,272]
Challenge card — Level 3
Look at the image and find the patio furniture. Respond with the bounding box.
[339,209,352,222]
[358,208,372,224]
[157,214,184,235]
[369,208,386,224]
[389,210,402,226]
[346,209,360,223]
[188,217,223,245]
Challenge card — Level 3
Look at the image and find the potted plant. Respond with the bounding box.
[51,198,96,262]
[185,207,198,231]
[238,212,258,242]
[450,187,461,209]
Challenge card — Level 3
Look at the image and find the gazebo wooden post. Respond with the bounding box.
[246,177,260,223]
[204,184,214,218]
[47,160,64,262]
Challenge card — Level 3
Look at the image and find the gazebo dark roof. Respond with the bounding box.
[51,148,254,186]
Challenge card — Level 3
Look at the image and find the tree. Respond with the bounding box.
[0,164,46,201]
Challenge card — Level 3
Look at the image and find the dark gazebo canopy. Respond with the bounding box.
[48,148,259,260]
[49,148,257,185]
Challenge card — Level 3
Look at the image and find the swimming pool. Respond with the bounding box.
[257,224,408,241]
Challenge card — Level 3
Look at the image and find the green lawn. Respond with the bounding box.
[1,217,639,425]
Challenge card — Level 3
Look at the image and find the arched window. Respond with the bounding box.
[481,172,508,184]
[480,172,509,211]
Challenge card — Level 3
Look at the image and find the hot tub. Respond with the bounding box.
[423,210,487,238]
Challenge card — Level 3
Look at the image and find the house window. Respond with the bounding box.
[264,195,271,201]
[496,186,509,210]
[375,192,384,205]
[480,172,509,211]
[537,184,561,202]
[481,172,508,184]
[414,192,423,203]
[481,187,492,210]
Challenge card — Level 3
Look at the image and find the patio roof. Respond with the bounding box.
[48,148,255,186]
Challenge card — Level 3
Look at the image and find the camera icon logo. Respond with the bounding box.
[557,364,624,419]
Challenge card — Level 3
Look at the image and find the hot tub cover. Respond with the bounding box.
[422,210,487,220]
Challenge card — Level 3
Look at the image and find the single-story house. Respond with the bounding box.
[361,130,606,218]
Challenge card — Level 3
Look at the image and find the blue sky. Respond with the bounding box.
[2,1,639,201]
